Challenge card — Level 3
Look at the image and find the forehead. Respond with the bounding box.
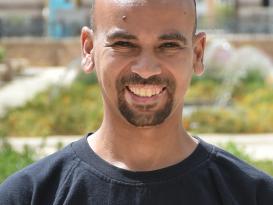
[94,0,195,36]
[103,0,186,6]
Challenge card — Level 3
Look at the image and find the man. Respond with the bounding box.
[0,0,273,204]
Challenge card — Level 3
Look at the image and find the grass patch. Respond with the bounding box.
[0,137,35,183]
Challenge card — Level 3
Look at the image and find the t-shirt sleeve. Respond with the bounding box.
[0,171,33,205]
[256,175,273,204]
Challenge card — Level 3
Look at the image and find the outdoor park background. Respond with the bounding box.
[0,0,273,182]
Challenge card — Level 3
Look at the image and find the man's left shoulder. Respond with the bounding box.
[211,145,273,179]
[209,144,273,202]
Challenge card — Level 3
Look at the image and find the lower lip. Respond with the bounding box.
[125,87,166,105]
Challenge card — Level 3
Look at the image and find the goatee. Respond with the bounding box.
[116,73,175,127]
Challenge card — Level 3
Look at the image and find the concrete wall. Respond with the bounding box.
[1,35,273,67]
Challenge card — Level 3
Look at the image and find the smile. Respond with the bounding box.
[126,84,165,97]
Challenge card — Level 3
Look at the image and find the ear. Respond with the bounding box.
[81,26,95,73]
[193,32,206,76]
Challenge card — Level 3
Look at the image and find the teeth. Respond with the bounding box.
[128,85,163,97]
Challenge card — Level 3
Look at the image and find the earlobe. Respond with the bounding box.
[81,54,94,73]
[193,62,205,76]
[81,26,95,73]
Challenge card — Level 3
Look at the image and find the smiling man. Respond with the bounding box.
[1,0,273,204]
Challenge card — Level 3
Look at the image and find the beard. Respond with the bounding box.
[116,73,175,127]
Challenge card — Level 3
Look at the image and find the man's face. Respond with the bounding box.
[85,0,204,127]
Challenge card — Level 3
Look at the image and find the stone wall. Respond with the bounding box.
[1,35,273,67]
[0,38,81,67]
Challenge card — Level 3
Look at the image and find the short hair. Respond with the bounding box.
[90,0,197,34]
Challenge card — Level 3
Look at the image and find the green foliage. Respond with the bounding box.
[222,141,273,176]
[241,69,265,85]
[0,47,5,63]
[221,141,252,162]
[184,67,273,133]
[215,4,235,20]
[184,100,273,133]
[186,76,221,104]
[0,80,103,136]
[232,69,266,98]
[184,107,248,133]
[76,71,98,85]
[216,4,234,16]
[0,137,35,183]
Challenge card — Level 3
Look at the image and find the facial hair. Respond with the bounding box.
[116,73,175,127]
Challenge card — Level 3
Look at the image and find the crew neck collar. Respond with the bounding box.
[72,133,213,185]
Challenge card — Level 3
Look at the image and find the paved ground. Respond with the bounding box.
[0,67,78,117]
[6,134,273,160]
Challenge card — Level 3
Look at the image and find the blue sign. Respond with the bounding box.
[48,0,74,38]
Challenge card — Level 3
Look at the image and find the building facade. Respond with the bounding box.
[0,0,92,37]
[0,0,273,37]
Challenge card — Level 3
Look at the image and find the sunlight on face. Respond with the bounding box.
[92,0,198,127]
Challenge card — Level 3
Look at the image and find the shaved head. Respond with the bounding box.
[90,0,197,34]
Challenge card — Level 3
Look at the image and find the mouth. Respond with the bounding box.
[126,84,166,98]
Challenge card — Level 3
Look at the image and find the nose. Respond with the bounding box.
[131,51,162,79]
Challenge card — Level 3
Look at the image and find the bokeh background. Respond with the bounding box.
[0,0,273,182]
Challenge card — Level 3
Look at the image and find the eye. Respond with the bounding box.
[159,42,182,49]
[109,41,137,48]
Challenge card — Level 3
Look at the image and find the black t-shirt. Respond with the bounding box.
[0,134,273,205]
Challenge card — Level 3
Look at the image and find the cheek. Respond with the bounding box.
[161,49,193,70]
[95,51,131,98]
[162,52,193,98]
[163,53,193,82]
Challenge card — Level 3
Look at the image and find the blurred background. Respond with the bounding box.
[0,0,273,182]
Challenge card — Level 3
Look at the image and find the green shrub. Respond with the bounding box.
[184,107,247,133]
[0,138,35,183]
[184,86,273,133]
[0,82,103,136]
[184,104,273,134]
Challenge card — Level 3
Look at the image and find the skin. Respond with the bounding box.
[81,0,206,171]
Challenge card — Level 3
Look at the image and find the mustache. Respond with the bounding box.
[120,73,170,86]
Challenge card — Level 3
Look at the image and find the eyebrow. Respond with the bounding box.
[159,32,188,44]
[106,30,188,44]
[106,30,137,41]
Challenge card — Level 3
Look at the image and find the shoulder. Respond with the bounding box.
[0,141,80,204]
[210,144,272,179]
[207,142,273,203]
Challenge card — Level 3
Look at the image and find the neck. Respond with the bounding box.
[88,109,198,171]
